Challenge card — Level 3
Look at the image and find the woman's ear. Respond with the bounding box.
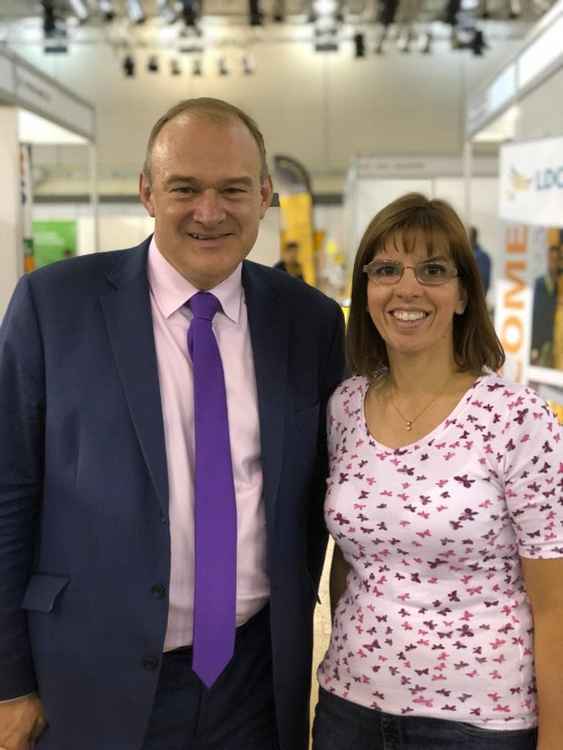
[455,287,468,315]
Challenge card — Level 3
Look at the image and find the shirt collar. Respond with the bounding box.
[147,237,243,323]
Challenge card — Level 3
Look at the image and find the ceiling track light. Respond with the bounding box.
[67,0,89,23]
[218,56,229,75]
[170,58,182,75]
[192,58,203,76]
[98,1,116,22]
[122,53,135,76]
[126,0,146,24]
[181,0,200,27]
[41,0,58,35]
[242,53,255,74]
[158,0,180,24]
[147,54,159,72]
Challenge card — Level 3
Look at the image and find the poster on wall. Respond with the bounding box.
[497,136,563,409]
[32,220,77,268]
[499,136,563,227]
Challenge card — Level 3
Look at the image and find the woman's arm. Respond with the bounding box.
[329,544,351,622]
[521,556,563,750]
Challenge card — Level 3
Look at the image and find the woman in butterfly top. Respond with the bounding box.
[313,193,563,750]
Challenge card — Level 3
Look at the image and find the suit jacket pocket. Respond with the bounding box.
[21,574,70,613]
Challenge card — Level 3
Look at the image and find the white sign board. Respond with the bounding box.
[499,137,563,226]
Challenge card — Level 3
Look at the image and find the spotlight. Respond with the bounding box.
[249,0,263,26]
[126,0,146,24]
[147,54,159,72]
[272,0,285,22]
[242,54,255,74]
[41,0,58,35]
[181,0,200,26]
[353,32,365,58]
[67,0,89,23]
[157,0,179,23]
[98,1,115,21]
[123,54,136,77]
[218,57,229,76]
[170,58,182,75]
[378,0,399,26]
[470,28,486,55]
[420,30,432,53]
[192,58,203,76]
[441,0,461,25]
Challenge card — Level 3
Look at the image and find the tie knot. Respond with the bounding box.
[189,292,221,321]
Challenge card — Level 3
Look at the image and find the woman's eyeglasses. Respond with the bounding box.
[363,259,459,286]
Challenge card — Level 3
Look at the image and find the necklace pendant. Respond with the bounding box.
[405,421,413,431]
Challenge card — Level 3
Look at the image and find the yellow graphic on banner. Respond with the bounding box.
[279,193,316,286]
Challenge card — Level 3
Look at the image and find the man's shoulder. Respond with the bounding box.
[27,240,149,293]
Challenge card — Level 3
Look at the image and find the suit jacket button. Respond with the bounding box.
[142,656,159,671]
[151,584,166,599]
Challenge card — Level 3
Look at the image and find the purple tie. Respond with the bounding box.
[187,291,237,688]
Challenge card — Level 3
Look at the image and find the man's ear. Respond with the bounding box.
[139,172,155,217]
[259,176,274,219]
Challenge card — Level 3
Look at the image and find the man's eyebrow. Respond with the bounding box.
[163,175,255,187]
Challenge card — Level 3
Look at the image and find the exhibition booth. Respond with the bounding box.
[0,47,96,317]
[464,0,563,412]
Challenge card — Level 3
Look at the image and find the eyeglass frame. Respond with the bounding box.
[362,258,460,286]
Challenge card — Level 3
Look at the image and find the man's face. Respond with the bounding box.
[140,114,273,289]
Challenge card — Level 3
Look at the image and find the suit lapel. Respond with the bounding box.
[100,242,169,518]
[243,263,289,528]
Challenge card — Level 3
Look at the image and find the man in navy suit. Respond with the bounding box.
[0,98,345,750]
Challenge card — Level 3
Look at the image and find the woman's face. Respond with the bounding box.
[366,233,467,362]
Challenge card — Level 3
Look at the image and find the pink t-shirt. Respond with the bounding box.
[318,373,563,729]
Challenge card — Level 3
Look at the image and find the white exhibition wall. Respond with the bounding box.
[342,176,501,302]
[32,202,281,269]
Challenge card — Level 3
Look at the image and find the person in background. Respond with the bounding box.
[469,225,491,296]
[274,240,304,280]
[0,97,345,750]
[313,193,563,750]
[531,244,561,368]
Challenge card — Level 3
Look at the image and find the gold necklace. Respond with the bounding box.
[389,374,455,431]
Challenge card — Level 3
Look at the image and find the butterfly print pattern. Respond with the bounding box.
[318,374,563,729]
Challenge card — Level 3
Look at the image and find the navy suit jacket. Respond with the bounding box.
[0,238,345,750]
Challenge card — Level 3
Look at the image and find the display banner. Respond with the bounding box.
[499,137,563,226]
[494,225,534,384]
[32,220,77,267]
[495,223,563,393]
[279,193,316,285]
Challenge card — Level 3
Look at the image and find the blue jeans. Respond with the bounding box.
[313,688,537,750]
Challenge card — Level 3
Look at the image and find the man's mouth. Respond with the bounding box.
[188,232,230,240]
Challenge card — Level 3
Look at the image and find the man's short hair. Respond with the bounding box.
[143,97,269,184]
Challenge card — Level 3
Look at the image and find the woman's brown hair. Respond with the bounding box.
[346,192,505,377]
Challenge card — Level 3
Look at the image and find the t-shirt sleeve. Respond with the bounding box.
[502,387,563,559]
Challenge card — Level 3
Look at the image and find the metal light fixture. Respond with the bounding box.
[147,54,159,72]
[98,1,116,22]
[157,0,180,23]
[126,0,146,24]
[218,56,229,76]
[67,0,89,23]
[123,54,136,77]
[170,58,182,75]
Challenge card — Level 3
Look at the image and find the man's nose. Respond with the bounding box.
[192,189,226,224]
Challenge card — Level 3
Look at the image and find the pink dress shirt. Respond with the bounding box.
[147,240,269,652]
